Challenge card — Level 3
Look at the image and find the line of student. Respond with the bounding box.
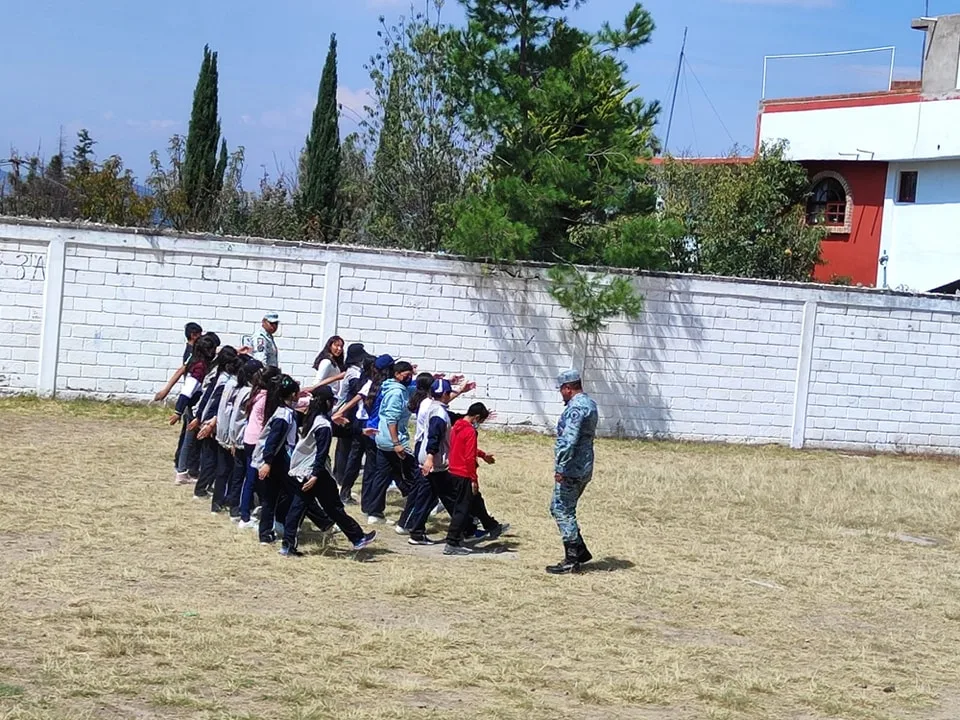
[159,322,508,558]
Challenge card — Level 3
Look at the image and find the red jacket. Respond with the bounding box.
[448,418,487,482]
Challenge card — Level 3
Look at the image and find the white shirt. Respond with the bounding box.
[312,358,341,395]
[356,379,373,421]
[415,397,434,449]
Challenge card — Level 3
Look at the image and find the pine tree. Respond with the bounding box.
[182,45,223,229]
[299,34,342,241]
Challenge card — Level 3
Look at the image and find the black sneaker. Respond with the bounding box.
[486,522,511,540]
[259,532,277,546]
[545,559,581,575]
[279,546,304,557]
[443,544,472,556]
[408,534,437,546]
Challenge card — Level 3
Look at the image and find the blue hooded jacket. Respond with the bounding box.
[375,378,415,451]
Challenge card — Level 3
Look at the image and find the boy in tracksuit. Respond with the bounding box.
[448,402,509,541]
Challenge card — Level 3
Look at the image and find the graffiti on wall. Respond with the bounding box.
[0,251,45,282]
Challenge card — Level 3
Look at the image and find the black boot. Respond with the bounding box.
[575,535,592,565]
[545,541,581,575]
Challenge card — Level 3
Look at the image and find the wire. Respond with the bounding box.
[683,57,737,148]
[682,71,699,156]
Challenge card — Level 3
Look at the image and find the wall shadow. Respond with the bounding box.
[470,268,705,439]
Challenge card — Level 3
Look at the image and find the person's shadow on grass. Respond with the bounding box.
[579,557,634,573]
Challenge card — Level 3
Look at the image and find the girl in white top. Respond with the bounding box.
[311,335,346,394]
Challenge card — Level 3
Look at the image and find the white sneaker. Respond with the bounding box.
[394,525,410,536]
[237,519,257,530]
[174,471,191,485]
[429,502,445,518]
[367,515,389,525]
[252,505,262,519]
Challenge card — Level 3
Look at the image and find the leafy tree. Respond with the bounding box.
[444,0,667,268]
[247,170,300,241]
[215,145,250,235]
[547,263,644,369]
[182,45,225,229]
[148,135,190,230]
[0,151,71,219]
[656,142,824,281]
[363,2,477,251]
[64,130,153,226]
[340,132,372,241]
[299,34,342,241]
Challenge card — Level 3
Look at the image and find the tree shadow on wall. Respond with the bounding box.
[468,267,705,439]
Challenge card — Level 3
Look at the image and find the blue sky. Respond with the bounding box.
[2,0,956,183]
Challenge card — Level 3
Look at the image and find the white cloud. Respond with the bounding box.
[337,86,373,125]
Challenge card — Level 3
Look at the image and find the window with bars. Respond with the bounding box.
[806,177,848,227]
[898,171,918,203]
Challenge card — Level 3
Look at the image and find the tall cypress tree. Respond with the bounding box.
[182,45,222,229]
[299,34,342,241]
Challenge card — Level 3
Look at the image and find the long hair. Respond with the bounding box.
[187,335,217,374]
[364,365,390,414]
[300,388,336,439]
[236,359,263,389]
[209,346,240,381]
[408,372,435,414]
[243,366,280,412]
[312,335,345,372]
[265,374,300,421]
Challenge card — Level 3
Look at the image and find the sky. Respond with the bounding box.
[2,0,958,185]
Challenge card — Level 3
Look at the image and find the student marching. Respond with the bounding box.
[160,312,596,574]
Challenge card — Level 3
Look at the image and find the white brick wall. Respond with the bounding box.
[0,241,47,391]
[4,218,960,454]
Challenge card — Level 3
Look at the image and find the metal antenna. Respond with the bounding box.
[664,27,688,155]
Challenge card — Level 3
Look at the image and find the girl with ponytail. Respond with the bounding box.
[283,387,377,555]
[251,374,301,545]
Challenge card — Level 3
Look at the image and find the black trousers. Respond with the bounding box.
[428,471,473,546]
[194,437,219,498]
[283,469,364,549]
[334,428,365,502]
[450,474,500,532]
[212,444,233,510]
[225,445,246,516]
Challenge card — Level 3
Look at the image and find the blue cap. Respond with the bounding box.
[431,379,453,396]
[374,354,395,371]
[556,369,582,388]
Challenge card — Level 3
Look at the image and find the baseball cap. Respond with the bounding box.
[374,354,395,371]
[263,312,279,324]
[556,369,582,388]
[431,379,453,396]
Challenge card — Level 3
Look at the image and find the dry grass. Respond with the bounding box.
[2,397,960,719]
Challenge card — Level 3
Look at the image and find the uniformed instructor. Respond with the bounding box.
[252,312,280,369]
[546,369,599,575]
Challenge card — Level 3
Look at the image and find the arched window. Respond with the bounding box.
[806,172,853,234]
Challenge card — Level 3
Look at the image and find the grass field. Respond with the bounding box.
[2,397,960,720]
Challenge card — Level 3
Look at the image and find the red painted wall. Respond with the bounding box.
[803,161,887,286]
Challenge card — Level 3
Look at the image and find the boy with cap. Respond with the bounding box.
[252,313,280,369]
[547,369,599,575]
